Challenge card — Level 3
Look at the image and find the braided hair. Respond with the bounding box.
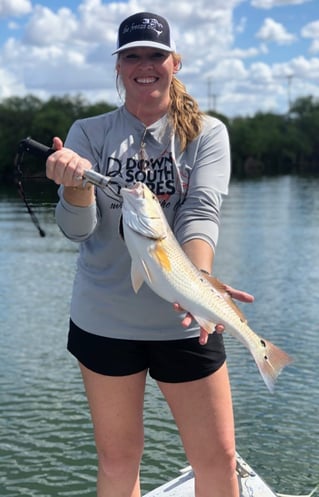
[169,53,204,151]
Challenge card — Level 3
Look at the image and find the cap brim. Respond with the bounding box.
[112,39,176,55]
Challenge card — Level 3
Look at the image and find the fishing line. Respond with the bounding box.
[14,138,53,237]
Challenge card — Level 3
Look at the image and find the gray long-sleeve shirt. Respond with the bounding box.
[56,106,230,340]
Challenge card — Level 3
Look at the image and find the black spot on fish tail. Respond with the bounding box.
[259,339,269,360]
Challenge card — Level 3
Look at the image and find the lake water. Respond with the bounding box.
[0,176,318,496]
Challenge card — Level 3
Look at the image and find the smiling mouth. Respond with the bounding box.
[135,77,158,84]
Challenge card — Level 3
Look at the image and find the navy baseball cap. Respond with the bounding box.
[113,12,176,55]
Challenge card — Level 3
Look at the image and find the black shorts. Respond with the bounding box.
[67,319,226,383]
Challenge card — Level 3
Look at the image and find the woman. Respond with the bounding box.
[46,12,253,497]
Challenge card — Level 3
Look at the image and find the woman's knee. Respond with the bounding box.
[192,446,237,479]
[219,447,237,476]
[97,443,144,479]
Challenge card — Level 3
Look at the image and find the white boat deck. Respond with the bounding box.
[144,453,318,497]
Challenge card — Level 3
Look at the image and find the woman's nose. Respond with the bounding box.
[138,56,154,67]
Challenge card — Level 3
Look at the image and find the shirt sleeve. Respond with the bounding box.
[173,117,231,252]
[54,120,98,242]
[55,189,97,242]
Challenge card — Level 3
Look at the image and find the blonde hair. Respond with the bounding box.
[169,53,204,152]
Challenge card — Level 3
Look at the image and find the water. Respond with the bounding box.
[0,176,318,496]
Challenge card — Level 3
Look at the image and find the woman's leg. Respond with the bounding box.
[158,362,238,497]
[79,363,147,497]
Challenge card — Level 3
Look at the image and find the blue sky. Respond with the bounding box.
[0,0,318,117]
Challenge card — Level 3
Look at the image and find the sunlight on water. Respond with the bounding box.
[1,177,318,497]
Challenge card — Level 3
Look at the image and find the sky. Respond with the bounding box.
[0,0,318,117]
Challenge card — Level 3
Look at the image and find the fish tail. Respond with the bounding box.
[250,337,293,393]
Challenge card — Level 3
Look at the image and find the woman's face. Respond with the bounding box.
[116,47,179,112]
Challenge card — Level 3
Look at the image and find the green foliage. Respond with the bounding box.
[0,94,116,183]
[0,93,318,185]
[210,95,319,176]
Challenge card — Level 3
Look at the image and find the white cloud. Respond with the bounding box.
[77,0,120,43]
[249,61,274,82]
[301,20,319,39]
[23,6,78,46]
[226,47,260,58]
[0,67,26,99]
[270,56,319,108]
[289,55,319,78]
[8,21,20,30]
[0,0,31,18]
[256,18,297,44]
[251,0,311,9]
[218,85,282,116]
[259,42,269,54]
[301,20,319,53]
[271,56,319,98]
[207,58,248,81]
[308,39,319,54]
[235,16,247,34]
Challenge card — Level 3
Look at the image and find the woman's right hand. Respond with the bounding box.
[46,136,93,188]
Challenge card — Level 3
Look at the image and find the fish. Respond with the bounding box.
[120,182,293,392]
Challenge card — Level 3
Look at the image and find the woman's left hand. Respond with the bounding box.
[174,282,254,345]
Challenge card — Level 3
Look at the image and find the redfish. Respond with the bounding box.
[121,182,293,392]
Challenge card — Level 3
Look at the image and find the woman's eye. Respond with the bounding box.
[151,52,168,60]
[125,54,139,60]
[122,51,168,62]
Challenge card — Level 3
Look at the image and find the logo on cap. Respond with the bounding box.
[123,17,164,38]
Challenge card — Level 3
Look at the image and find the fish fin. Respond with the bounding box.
[251,337,293,393]
[131,258,157,293]
[205,275,248,323]
[150,242,171,272]
[192,315,217,335]
[130,260,145,293]
[140,259,155,286]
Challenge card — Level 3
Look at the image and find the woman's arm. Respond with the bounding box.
[46,136,98,241]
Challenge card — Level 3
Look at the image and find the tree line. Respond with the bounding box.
[0,93,318,185]
[217,95,319,177]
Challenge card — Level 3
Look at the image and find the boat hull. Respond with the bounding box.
[143,452,308,497]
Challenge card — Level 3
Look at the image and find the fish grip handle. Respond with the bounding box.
[16,137,55,159]
[14,137,125,236]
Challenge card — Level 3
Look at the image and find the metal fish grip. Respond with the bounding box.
[14,137,126,236]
